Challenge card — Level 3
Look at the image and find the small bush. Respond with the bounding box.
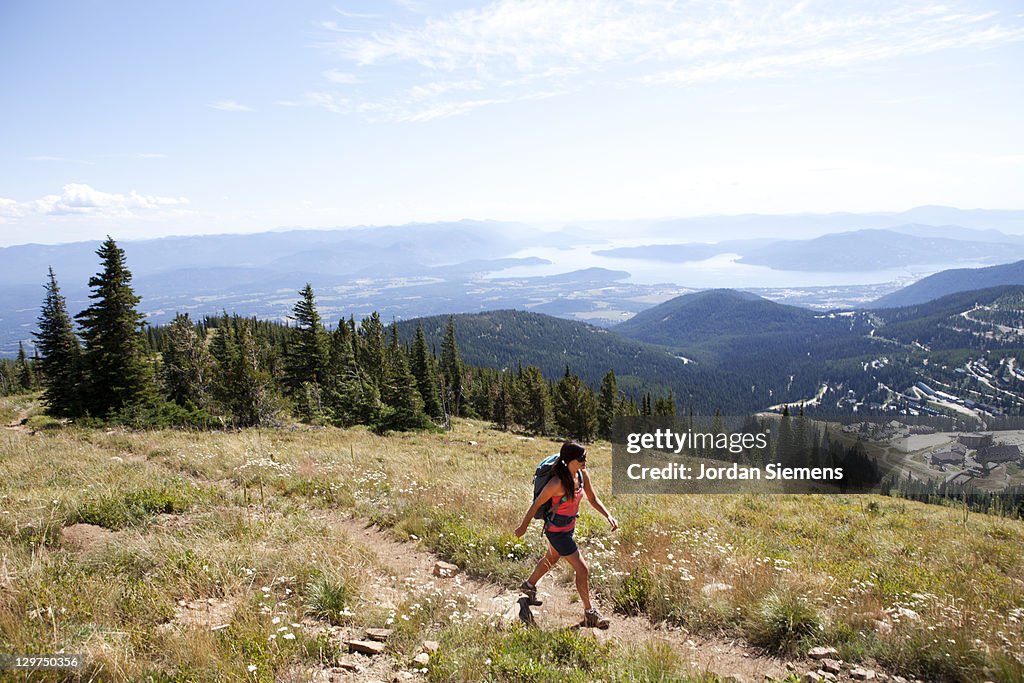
[613,567,651,616]
[72,483,199,529]
[745,589,821,653]
[26,414,63,430]
[304,574,355,625]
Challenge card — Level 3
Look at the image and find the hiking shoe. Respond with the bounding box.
[583,608,610,629]
[517,596,537,627]
[519,580,542,605]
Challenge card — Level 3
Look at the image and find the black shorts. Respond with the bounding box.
[544,529,578,557]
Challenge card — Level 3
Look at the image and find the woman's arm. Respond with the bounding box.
[514,478,563,537]
[582,470,619,531]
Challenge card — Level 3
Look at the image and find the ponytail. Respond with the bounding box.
[555,441,586,500]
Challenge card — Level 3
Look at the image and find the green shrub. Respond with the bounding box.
[745,589,821,653]
[72,483,200,529]
[304,574,355,625]
[614,567,652,616]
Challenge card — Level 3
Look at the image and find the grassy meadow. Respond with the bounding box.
[1,394,1023,682]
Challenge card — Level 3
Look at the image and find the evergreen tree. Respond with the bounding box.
[792,405,809,468]
[515,365,553,435]
[357,312,387,387]
[74,237,154,417]
[225,319,279,427]
[492,373,514,431]
[376,327,428,431]
[440,317,464,418]
[324,322,380,427]
[597,369,618,440]
[618,395,639,418]
[775,407,795,465]
[16,341,34,391]
[284,283,329,392]
[209,314,237,414]
[654,391,677,417]
[553,366,599,442]
[34,268,83,416]
[410,323,442,419]
[161,313,214,410]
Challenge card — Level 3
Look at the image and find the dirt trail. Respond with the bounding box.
[324,513,790,682]
[3,405,33,433]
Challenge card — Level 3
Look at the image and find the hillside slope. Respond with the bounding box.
[869,260,1024,308]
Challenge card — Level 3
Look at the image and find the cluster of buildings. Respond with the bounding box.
[928,433,1023,487]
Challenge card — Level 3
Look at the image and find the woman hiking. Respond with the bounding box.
[514,441,619,629]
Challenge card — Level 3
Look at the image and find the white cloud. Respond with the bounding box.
[209,99,253,112]
[0,184,188,220]
[97,152,168,159]
[27,155,95,165]
[323,69,360,84]
[300,0,1024,121]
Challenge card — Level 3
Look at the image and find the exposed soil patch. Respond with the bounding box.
[159,596,238,634]
[60,523,116,553]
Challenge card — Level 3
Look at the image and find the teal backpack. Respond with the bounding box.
[532,454,583,523]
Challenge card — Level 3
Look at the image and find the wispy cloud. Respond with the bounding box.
[27,155,95,165]
[209,99,252,112]
[294,0,1024,121]
[0,184,188,221]
[98,152,167,159]
[323,69,360,84]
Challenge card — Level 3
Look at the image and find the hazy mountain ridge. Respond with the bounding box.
[596,229,1024,271]
[3,207,1022,356]
[869,260,1024,308]
[396,285,1024,417]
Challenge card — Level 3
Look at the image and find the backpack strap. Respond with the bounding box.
[544,470,586,529]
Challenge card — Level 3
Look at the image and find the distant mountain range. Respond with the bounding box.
[612,288,835,347]
[3,207,1023,357]
[596,227,1024,272]
[868,260,1024,308]
[396,284,1024,415]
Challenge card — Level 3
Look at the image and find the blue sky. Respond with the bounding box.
[1,0,1022,246]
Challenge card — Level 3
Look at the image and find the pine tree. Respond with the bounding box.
[15,341,34,391]
[597,369,618,440]
[654,391,676,417]
[161,313,214,410]
[225,319,279,427]
[357,312,387,388]
[0,361,17,396]
[776,406,795,465]
[209,313,237,414]
[515,365,552,435]
[34,268,83,417]
[553,366,598,442]
[410,322,442,419]
[376,327,428,432]
[792,405,809,468]
[493,373,514,431]
[440,317,464,419]
[323,323,380,428]
[284,283,329,392]
[74,237,153,417]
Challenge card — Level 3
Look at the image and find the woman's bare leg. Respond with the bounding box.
[562,551,591,611]
[527,544,560,586]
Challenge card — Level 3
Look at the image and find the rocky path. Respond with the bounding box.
[314,513,793,683]
[3,405,32,433]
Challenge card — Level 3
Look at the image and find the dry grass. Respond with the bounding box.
[1,396,1022,681]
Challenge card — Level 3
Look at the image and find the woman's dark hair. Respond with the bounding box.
[554,441,586,500]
